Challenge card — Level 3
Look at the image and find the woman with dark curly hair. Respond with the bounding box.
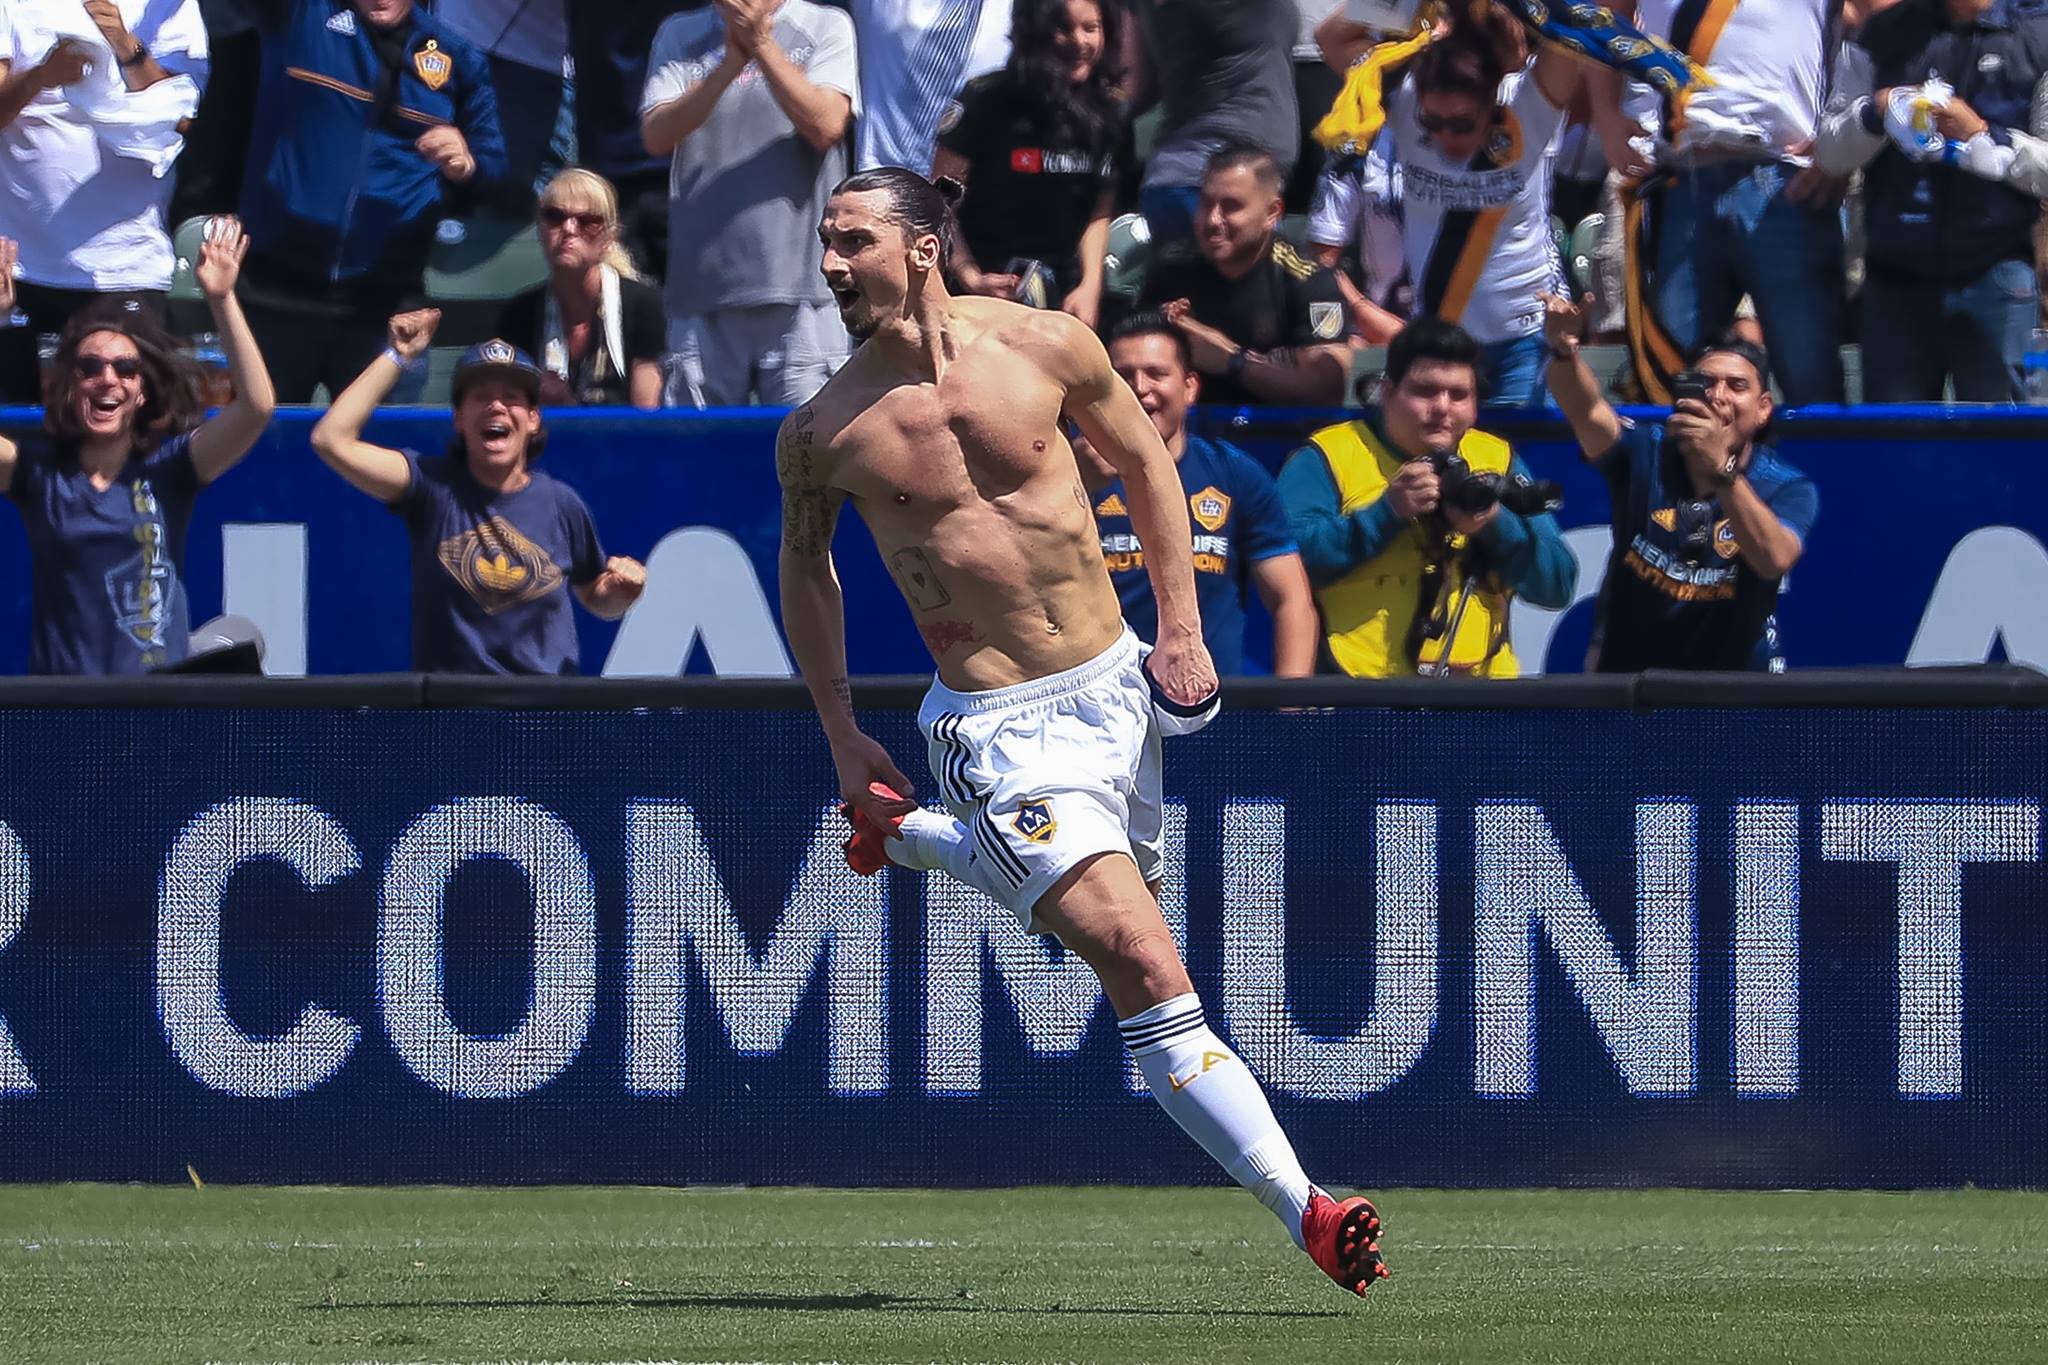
[0,218,276,674]
[930,0,1128,329]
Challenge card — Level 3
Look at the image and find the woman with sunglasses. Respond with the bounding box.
[494,169,666,409]
[1379,7,1579,406]
[0,219,276,674]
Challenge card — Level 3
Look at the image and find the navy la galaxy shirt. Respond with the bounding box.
[1594,422,1820,672]
[1090,435,1297,675]
[393,451,605,675]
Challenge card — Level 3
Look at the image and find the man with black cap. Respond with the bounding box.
[311,310,646,673]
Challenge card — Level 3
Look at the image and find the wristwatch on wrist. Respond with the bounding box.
[120,41,150,68]
[1226,348,1250,378]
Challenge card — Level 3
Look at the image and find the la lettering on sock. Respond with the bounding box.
[1119,992,1314,1247]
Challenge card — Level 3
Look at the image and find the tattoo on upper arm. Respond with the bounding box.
[888,547,953,611]
[778,404,841,556]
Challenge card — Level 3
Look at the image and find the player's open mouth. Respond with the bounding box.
[481,420,512,440]
[830,283,860,307]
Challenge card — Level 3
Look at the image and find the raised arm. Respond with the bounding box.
[307,311,436,503]
[1054,313,1217,704]
[185,219,277,483]
[0,41,91,131]
[1539,291,1622,461]
[776,403,916,826]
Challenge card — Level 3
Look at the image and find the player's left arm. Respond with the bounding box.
[1049,313,1217,704]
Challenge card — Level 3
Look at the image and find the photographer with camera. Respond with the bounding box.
[1542,291,1819,672]
[1277,317,1576,678]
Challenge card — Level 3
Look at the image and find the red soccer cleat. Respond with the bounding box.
[840,783,908,875]
[1302,1190,1388,1297]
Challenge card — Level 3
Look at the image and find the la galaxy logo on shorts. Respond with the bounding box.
[1011,799,1057,845]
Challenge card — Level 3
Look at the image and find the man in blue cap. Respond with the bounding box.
[310,310,646,673]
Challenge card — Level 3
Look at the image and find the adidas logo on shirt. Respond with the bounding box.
[327,9,357,35]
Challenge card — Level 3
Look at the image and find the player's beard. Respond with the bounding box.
[838,295,879,340]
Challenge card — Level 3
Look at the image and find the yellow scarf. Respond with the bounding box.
[1312,25,1436,157]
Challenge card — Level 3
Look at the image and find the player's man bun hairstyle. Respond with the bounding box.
[831,166,961,272]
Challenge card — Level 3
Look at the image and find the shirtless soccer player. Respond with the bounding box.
[776,167,1387,1297]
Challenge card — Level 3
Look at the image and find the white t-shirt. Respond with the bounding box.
[1627,0,1829,158]
[0,0,208,292]
[435,0,567,76]
[1307,129,1408,311]
[1388,67,1565,343]
[850,0,1012,172]
[643,0,861,315]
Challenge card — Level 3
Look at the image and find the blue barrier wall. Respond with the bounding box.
[0,701,2042,1187]
[0,406,2043,676]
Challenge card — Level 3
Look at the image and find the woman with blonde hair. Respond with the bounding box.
[495,168,667,409]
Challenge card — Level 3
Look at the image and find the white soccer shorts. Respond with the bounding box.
[917,628,1179,932]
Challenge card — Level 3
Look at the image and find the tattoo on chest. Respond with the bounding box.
[920,619,983,655]
[888,547,954,611]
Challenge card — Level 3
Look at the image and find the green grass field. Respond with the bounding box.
[2,1185,2044,1365]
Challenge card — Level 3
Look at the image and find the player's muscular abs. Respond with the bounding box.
[789,306,1126,689]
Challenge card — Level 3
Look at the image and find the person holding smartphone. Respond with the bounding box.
[1541,290,1818,672]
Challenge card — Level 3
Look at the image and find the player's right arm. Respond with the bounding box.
[776,403,917,827]
[309,311,436,503]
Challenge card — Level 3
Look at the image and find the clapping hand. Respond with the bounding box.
[387,308,443,362]
[193,217,249,299]
[415,125,476,183]
[82,1,137,61]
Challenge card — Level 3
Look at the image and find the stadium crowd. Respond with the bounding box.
[0,0,2038,676]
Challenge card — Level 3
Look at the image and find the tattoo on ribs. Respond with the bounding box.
[920,619,983,654]
[888,547,954,611]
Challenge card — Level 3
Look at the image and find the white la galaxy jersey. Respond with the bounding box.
[1631,0,1835,156]
[1388,67,1565,344]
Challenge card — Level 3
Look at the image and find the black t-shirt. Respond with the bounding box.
[1141,240,1348,405]
[1592,423,1821,672]
[494,276,667,407]
[937,72,1124,292]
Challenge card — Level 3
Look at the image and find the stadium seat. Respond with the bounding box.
[166,216,212,336]
[1566,214,1604,303]
[1104,213,1152,301]
[425,219,547,346]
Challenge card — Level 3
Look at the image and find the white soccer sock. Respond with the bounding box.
[885,807,971,876]
[1120,993,1315,1249]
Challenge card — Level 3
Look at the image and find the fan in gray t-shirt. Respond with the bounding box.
[641,1,863,406]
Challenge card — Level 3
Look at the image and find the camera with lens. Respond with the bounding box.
[1422,448,1562,522]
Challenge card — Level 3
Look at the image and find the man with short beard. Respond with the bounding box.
[1140,141,1350,407]
[781,166,1389,1298]
[309,312,646,674]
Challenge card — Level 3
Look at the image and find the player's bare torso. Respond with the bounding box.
[790,299,1126,691]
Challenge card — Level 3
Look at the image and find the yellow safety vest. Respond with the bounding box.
[1305,418,1521,679]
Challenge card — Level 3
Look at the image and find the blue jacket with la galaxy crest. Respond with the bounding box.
[239,0,507,299]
